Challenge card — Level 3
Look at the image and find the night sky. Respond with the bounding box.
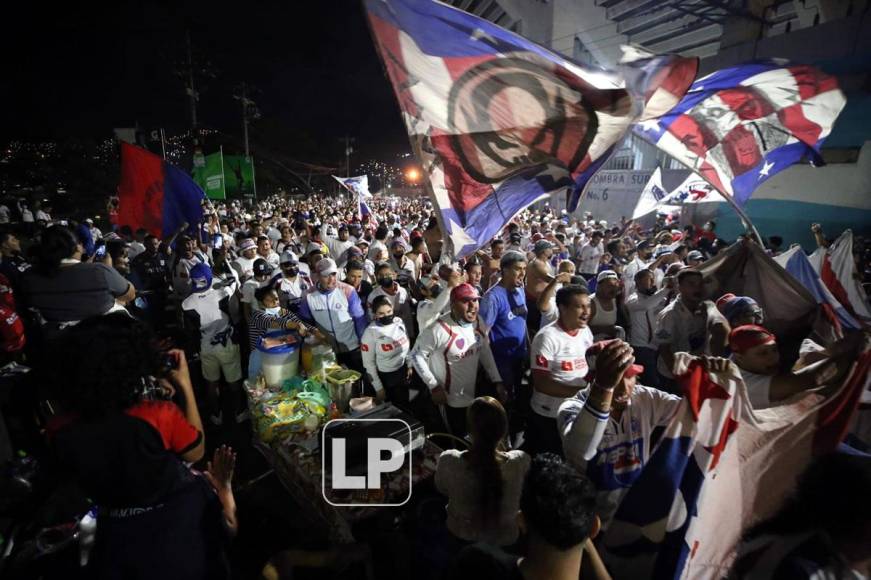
[0,0,409,162]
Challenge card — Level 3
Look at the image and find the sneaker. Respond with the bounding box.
[234,409,250,424]
[210,412,223,426]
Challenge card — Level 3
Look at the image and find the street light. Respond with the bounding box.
[405,168,420,183]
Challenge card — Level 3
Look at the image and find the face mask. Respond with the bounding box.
[641,287,656,296]
[376,314,394,326]
[393,252,404,260]
[264,306,281,316]
[378,277,394,288]
[284,267,299,277]
[457,317,474,328]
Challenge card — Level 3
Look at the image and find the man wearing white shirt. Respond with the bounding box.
[625,269,671,388]
[577,231,604,280]
[528,284,595,455]
[410,284,503,436]
[622,240,653,297]
[232,238,258,281]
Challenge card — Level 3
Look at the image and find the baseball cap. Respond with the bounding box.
[509,232,522,243]
[84,218,94,225]
[253,259,273,277]
[306,241,324,256]
[189,263,213,293]
[355,238,370,247]
[239,238,257,252]
[596,270,619,283]
[450,283,480,302]
[636,240,652,251]
[316,258,338,276]
[687,250,705,261]
[654,245,674,259]
[279,251,298,265]
[533,239,554,254]
[729,325,776,354]
[390,238,407,250]
[532,232,544,242]
[500,250,526,269]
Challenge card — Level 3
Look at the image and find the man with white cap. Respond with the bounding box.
[411,283,504,436]
[270,251,310,312]
[298,257,368,373]
[589,270,623,340]
[416,266,462,332]
[231,238,258,281]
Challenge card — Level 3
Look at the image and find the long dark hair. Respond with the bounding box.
[53,313,162,419]
[465,396,508,525]
[35,225,79,275]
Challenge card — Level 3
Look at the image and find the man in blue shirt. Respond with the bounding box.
[480,251,529,425]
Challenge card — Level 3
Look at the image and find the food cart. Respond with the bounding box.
[245,331,443,543]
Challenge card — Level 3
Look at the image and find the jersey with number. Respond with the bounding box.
[530,322,594,418]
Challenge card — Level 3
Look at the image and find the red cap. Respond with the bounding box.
[716,293,737,314]
[450,283,480,302]
[729,324,776,354]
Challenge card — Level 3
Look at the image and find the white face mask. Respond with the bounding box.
[264,306,281,316]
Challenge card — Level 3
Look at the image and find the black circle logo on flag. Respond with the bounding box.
[446,57,602,184]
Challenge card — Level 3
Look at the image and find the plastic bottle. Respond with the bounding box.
[79,507,98,567]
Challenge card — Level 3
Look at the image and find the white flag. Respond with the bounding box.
[631,167,668,219]
[332,175,372,198]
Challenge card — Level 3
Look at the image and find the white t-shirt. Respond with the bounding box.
[272,274,310,309]
[625,288,670,349]
[578,242,603,274]
[361,319,410,391]
[538,283,562,329]
[232,256,257,281]
[182,282,237,352]
[654,297,708,379]
[241,278,269,313]
[530,322,594,418]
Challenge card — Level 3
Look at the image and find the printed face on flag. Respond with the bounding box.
[635,62,846,206]
[364,0,696,258]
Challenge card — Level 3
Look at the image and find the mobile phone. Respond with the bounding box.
[94,244,106,259]
[212,234,224,249]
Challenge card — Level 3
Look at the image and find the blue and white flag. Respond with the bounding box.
[634,60,846,206]
[332,175,372,198]
[334,174,374,221]
[364,0,696,258]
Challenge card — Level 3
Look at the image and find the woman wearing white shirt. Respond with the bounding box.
[360,295,411,405]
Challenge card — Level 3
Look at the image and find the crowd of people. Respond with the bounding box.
[0,190,868,579]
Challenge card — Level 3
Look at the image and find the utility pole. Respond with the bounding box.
[186,31,198,136]
[241,82,250,159]
[341,135,355,177]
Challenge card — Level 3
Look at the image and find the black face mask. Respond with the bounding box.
[376,314,394,326]
[378,277,394,288]
[392,252,404,260]
[284,266,299,277]
[640,287,656,296]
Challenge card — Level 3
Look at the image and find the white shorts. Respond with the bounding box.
[200,342,242,383]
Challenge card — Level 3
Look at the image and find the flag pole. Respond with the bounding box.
[219,146,226,200]
[717,188,764,246]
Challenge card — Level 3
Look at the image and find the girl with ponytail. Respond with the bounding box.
[435,396,531,546]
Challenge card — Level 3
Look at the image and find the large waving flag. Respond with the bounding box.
[818,230,871,325]
[774,245,860,336]
[364,0,696,258]
[602,350,871,579]
[117,142,205,238]
[634,60,846,207]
